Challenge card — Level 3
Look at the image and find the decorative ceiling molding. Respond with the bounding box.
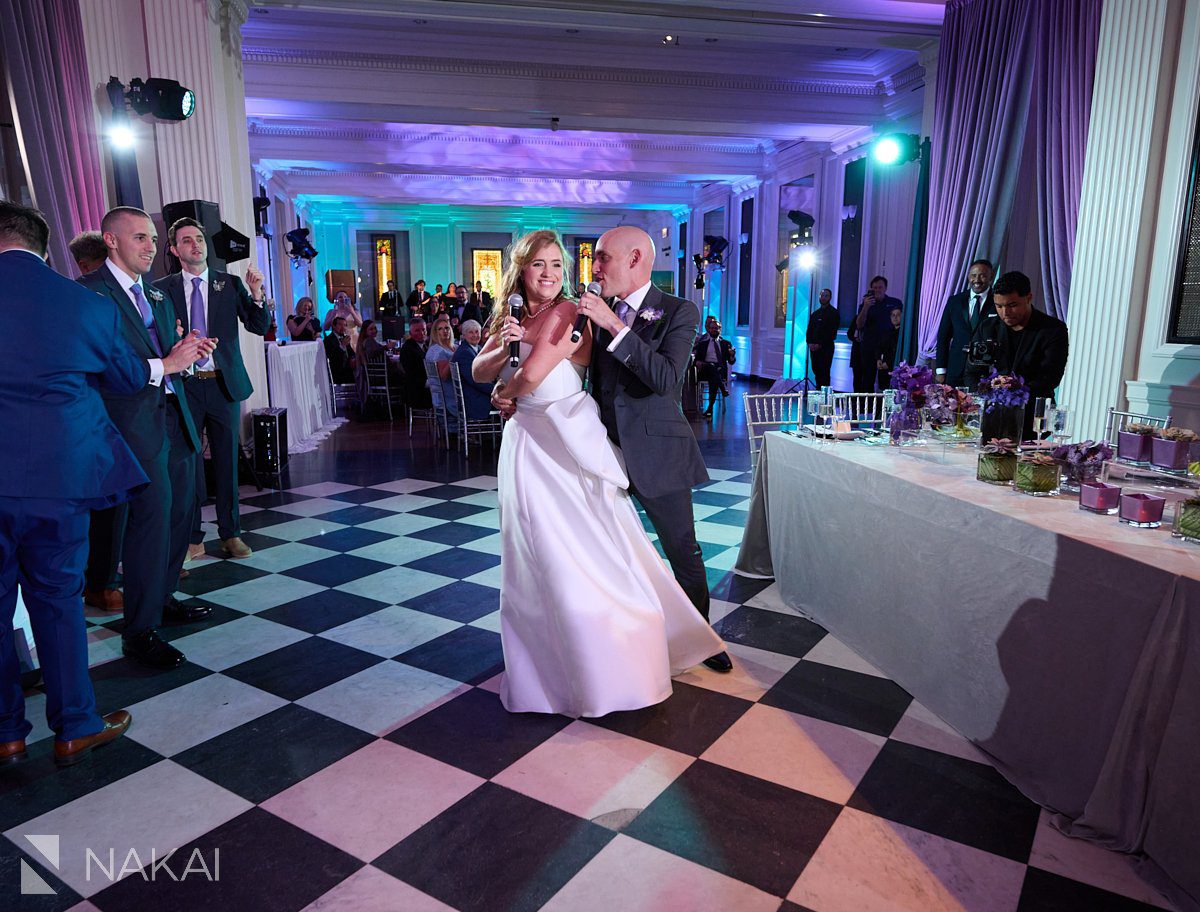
[247,120,769,156]
[875,63,925,97]
[242,46,886,97]
[279,167,697,191]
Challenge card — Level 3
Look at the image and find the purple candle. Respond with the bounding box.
[1079,481,1121,514]
[1119,492,1166,527]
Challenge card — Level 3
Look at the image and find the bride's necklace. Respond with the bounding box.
[525,299,559,319]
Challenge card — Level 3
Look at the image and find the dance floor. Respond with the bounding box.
[0,387,1175,911]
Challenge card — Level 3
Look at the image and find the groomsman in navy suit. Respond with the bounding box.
[80,207,216,671]
[158,217,270,561]
[0,202,149,764]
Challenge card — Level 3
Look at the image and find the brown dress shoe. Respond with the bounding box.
[0,739,27,765]
[55,710,131,766]
[84,588,124,611]
[221,537,253,559]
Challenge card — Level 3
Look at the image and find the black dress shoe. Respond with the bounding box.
[163,598,212,624]
[122,630,186,670]
[703,651,733,673]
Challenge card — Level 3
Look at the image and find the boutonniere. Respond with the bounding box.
[638,307,664,324]
[212,279,226,293]
[145,286,164,302]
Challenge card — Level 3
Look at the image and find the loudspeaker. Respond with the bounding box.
[252,408,288,474]
[325,269,356,303]
[162,199,224,273]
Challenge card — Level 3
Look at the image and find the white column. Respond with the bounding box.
[1058,0,1177,440]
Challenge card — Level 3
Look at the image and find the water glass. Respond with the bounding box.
[1031,398,1050,440]
[806,391,823,426]
[1050,406,1071,443]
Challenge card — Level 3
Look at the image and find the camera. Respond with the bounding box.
[967,338,998,367]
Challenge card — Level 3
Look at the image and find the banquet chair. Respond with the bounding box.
[423,360,453,449]
[833,392,886,430]
[744,392,805,468]
[325,357,357,416]
[450,363,503,456]
[363,351,404,421]
[1104,407,1171,445]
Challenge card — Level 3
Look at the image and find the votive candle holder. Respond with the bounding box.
[1079,481,1121,515]
[1118,492,1166,528]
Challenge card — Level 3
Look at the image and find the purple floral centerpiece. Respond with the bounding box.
[1116,423,1156,465]
[924,383,979,437]
[888,362,933,444]
[977,369,1030,444]
[1052,439,1114,493]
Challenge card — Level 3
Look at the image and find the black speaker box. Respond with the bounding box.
[162,199,225,273]
[252,408,288,474]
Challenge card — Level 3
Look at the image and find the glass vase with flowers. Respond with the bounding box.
[888,362,933,445]
[1052,440,1114,494]
[977,369,1030,445]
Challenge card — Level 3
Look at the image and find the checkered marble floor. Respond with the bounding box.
[1,448,1178,911]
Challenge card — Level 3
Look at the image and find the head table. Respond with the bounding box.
[735,432,1200,912]
[263,341,346,453]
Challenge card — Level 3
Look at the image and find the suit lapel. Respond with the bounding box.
[146,285,175,354]
[630,285,665,342]
[164,274,188,332]
[101,268,158,354]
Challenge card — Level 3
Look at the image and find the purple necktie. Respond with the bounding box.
[131,285,162,356]
[190,276,210,367]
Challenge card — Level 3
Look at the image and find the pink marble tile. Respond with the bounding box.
[262,740,483,862]
[700,703,885,804]
[673,641,799,701]
[542,834,779,912]
[1028,811,1176,909]
[301,865,455,912]
[889,699,991,766]
[789,807,1026,912]
[491,720,693,822]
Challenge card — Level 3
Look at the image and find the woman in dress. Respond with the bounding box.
[286,296,320,341]
[425,313,459,426]
[323,291,363,350]
[472,229,723,718]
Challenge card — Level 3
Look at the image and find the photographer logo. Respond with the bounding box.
[17,833,219,895]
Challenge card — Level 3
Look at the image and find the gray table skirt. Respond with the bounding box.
[734,433,1200,912]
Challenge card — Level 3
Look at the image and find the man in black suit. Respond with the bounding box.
[80,207,216,670]
[159,217,271,561]
[806,287,838,388]
[405,279,430,319]
[470,281,493,318]
[963,270,1069,438]
[378,279,405,341]
[936,258,996,386]
[848,275,903,392]
[692,316,736,416]
[399,318,433,408]
[324,316,357,384]
[573,226,731,673]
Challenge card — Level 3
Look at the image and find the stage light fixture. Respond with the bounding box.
[107,123,136,150]
[285,227,318,262]
[127,78,195,121]
[798,249,817,271]
[872,132,920,166]
[703,235,729,266]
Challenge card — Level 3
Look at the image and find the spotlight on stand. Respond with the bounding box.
[703,235,729,266]
[286,228,318,263]
[872,132,920,166]
[694,273,705,289]
[107,123,136,150]
[253,197,271,238]
[798,249,817,271]
[692,253,705,271]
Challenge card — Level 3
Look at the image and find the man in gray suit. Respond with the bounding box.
[576,226,731,672]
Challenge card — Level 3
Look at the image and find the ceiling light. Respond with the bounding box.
[108,123,136,149]
[662,34,678,46]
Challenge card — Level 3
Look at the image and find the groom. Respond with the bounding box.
[576,226,732,673]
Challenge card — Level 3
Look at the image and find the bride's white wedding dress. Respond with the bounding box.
[496,343,723,718]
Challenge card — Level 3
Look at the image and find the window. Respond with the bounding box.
[1168,112,1200,343]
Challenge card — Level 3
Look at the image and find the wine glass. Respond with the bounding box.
[1032,397,1050,441]
[817,402,835,439]
[806,391,823,429]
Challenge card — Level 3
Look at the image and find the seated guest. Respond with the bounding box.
[322,291,362,349]
[450,319,494,420]
[324,316,356,383]
[399,318,433,408]
[936,259,996,386]
[692,316,735,415]
[963,270,1069,438]
[875,304,903,390]
[426,313,459,423]
[1,201,149,764]
[68,230,108,276]
[286,296,320,341]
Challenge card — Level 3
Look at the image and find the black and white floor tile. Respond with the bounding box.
[0,419,1178,912]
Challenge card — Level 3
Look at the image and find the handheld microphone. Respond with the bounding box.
[571,281,604,343]
[507,293,524,367]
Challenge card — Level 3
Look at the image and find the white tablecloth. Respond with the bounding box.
[263,341,346,453]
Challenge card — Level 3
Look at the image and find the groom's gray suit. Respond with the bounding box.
[589,284,711,619]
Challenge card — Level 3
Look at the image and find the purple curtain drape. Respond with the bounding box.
[0,0,106,274]
[917,0,1035,358]
[1034,0,1102,321]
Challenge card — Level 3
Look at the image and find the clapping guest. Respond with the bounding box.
[324,315,356,383]
[286,297,320,341]
[323,291,363,349]
[68,230,108,276]
[450,319,494,420]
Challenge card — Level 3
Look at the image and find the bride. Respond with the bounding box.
[472,230,724,718]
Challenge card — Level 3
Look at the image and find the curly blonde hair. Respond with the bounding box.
[486,229,575,338]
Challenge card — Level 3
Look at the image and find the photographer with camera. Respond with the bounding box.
[963,270,1069,437]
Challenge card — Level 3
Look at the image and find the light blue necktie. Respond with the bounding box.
[132,284,173,392]
[615,300,632,326]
